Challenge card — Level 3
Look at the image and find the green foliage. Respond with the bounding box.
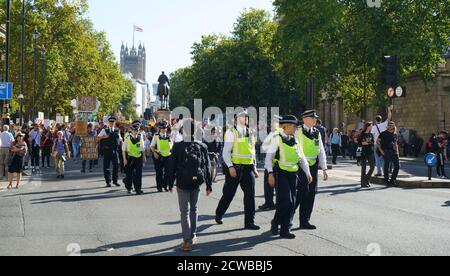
[170,9,304,115]
[274,0,450,115]
[0,0,132,120]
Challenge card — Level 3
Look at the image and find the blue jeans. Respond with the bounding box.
[374,145,384,175]
[72,143,81,160]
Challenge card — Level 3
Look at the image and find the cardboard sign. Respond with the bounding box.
[75,120,88,137]
[81,137,98,161]
[56,116,64,125]
[77,96,97,112]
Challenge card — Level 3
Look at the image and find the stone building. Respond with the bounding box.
[120,43,146,82]
[120,43,150,117]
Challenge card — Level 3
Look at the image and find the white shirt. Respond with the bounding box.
[264,130,311,176]
[0,131,14,148]
[98,127,122,140]
[296,125,328,171]
[122,134,145,153]
[222,124,256,168]
[371,120,389,143]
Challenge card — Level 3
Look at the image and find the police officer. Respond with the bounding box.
[122,122,147,195]
[98,116,122,188]
[150,121,173,192]
[215,110,260,230]
[294,110,329,230]
[259,122,282,211]
[266,115,312,239]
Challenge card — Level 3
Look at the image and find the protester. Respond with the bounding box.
[81,123,97,173]
[377,121,400,187]
[434,131,449,179]
[29,124,42,174]
[7,132,28,190]
[40,128,53,168]
[372,106,393,176]
[52,131,71,179]
[169,119,212,252]
[359,122,375,188]
[330,128,342,165]
[0,125,15,180]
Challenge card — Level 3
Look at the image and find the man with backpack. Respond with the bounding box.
[169,119,212,252]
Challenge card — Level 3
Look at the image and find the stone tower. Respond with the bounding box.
[120,42,146,81]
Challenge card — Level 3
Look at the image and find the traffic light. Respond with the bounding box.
[382,55,399,87]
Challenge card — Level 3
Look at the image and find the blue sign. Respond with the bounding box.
[0,82,13,100]
[425,153,437,167]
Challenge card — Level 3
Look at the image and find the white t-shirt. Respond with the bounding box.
[371,121,389,142]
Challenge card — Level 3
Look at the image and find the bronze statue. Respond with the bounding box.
[157,71,170,110]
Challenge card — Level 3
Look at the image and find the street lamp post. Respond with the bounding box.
[3,0,11,122]
[19,94,24,126]
[20,0,26,121]
[39,48,46,115]
[33,28,39,121]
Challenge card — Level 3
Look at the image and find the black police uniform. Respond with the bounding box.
[103,126,121,187]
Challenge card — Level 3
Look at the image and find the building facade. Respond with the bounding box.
[120,43,154,117]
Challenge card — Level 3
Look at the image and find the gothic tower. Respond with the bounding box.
[120,42,146,81]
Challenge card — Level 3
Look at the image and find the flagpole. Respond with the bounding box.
[133,26,135,49]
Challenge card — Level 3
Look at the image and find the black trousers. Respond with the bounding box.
[361,154,375,185]
[124,156,143,192]
[216,165,256,226]
[273,171,298,235]
[332,144,340,164]
[82,159,93,171]
[41,147,51,167]
[263,170,275,206]
[437,153,447,177]
[154,156,170,190]
[103,151,119,185]
[31,145,40,168]
[294,164,319,226]
[383,151,400,184]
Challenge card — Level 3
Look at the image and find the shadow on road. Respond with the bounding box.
[28,187,163,204]
[80,225,267,256]
[442,201,450,207]
[160,212,245,226]
[317,184,387,196]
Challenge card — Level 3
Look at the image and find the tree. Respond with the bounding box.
[0,0,132,120]
[274,0,450,115]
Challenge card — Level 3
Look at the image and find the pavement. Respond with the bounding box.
[0,157,450,256]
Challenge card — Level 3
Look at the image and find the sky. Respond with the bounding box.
[87,0,274,84]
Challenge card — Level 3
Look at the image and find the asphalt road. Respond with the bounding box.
[0,157,449,256]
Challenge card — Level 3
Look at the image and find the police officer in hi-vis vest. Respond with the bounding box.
[98,116,122,188]
[266,115,312,239]
[150,121,173,192]
[294,110,329,230]
[215,110,261,230]
[122,121,147,195]
[259,122,283,211]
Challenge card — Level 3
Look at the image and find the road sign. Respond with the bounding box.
[425,153,437,168]
[0,82,13,100]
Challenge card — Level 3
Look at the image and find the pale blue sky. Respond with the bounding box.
[87,0,274,83]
